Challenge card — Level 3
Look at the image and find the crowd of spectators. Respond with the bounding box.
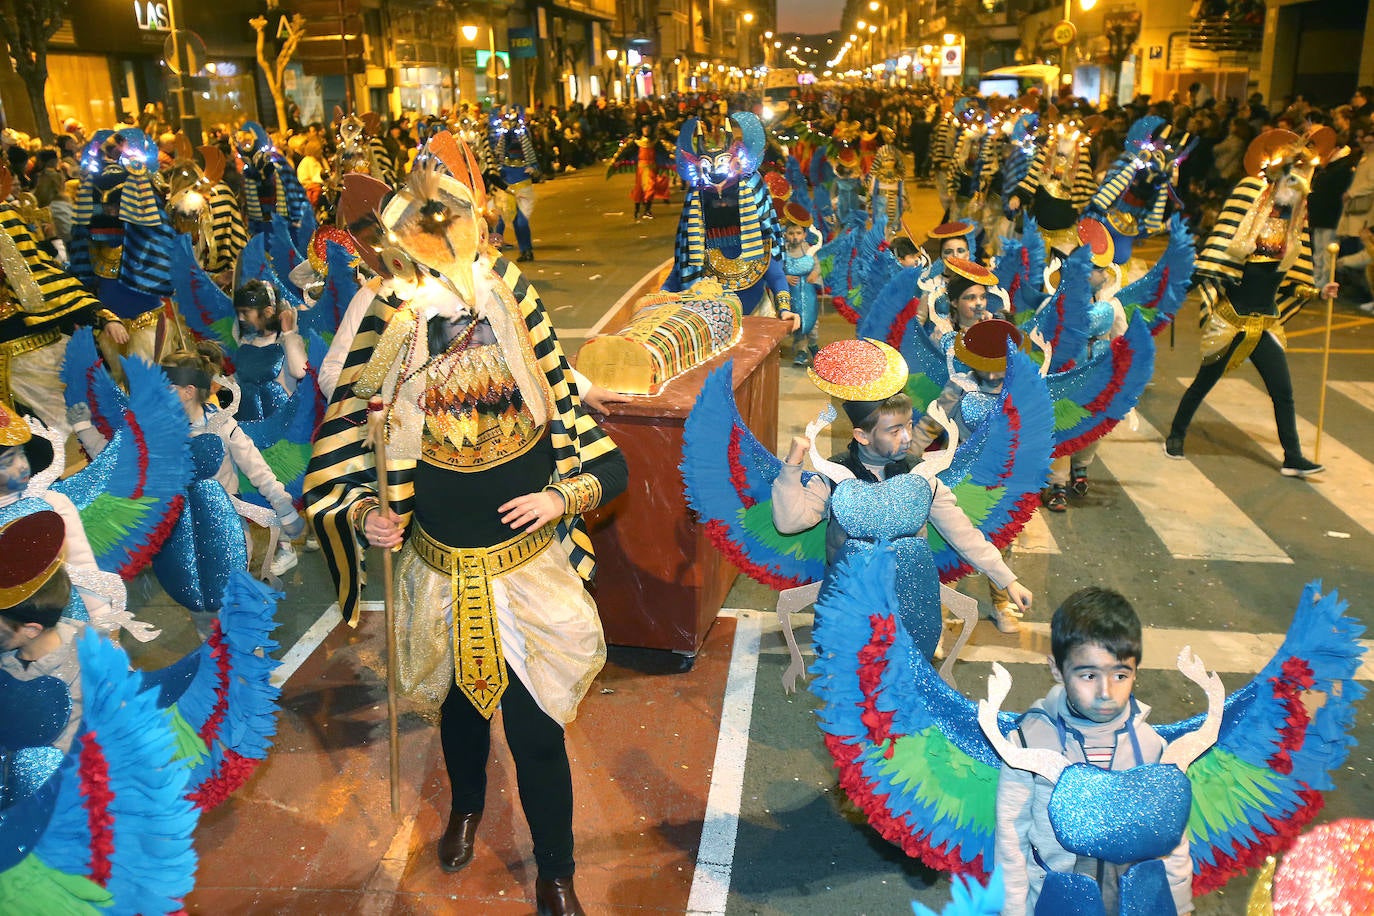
[6,81,1374,305]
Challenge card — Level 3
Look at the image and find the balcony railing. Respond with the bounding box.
[1188,15,1262,53]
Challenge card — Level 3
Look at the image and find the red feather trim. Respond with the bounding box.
[1268,657,1315,774]
[702,519,808,591]
[885,297,923,350]
[857,614,898,751]
[85,363,116,444]
[78,730,115,887]
[1192,789,1325,896]
[834,299,861,324]
[197,621,232,748]
[187,749,263,811]
[116,493,186,580]
[124,413,150,500]
[823,732,991,877]
[1053,420,1122,459]
[726,426,756,509]
[1084,335,1133,415]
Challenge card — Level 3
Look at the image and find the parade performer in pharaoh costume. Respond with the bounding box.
[606,122,674,221]
[492,107,541,262]
[1164,129,1337,477]
[946,100,998,224]
[1087,118,1194,269]
[867,125,906,236]
[235,121,317,253]
[1009,109,1100,253]
[304,133,626,916]
[665,111,798,326]
[0,166,123,438]
[162,139,248,283]
[68,128,179,367]
[333,109,398,187]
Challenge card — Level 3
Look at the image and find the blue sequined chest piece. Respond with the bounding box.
[960,390,996,430]
[190,431,227,479]
[1047,762,1192,863]
[831,473,933,541]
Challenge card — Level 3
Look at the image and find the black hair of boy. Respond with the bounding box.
[1050,586,1142,670]
[846,392,913,433]
[0,566,71,629]
[891,237,919,261]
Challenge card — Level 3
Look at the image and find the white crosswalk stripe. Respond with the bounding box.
[1012,511,1061,555]
[1094,414,1292,563]
[1181,377,1374,538]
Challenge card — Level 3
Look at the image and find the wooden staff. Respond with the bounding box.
[1313,242,1340,463]
[366,395,402,818]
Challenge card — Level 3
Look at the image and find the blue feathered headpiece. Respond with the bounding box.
[676,111,766,189]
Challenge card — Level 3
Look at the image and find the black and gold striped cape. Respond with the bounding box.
[303,257,620,627]
[1016,141,1097,214]
[0,207,99,321]
[1195,176,1315,328]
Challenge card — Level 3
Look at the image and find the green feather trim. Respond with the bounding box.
[238,441,310,496]
[738,501,828,563]
[80,494,157,559]
[851,287,864,308]
[927,484,1005,555]
[1184,748,1284,842]
[163,703,210,767]
[905,375,944,415]
[873,726,1000,832]
[210,316,237,351]
[1124,305,1158,327]
[0,854,113,914]
[1053,398,1091,432]
[819,255,835,276]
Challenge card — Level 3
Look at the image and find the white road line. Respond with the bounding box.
[1013,511,1061,555]
[1096,414,1291,563]
[1328,380,1374,410]
[270,603,342,688]
[687,609,761,916]
[752,614,1373,681]
[1188,377,1374,537]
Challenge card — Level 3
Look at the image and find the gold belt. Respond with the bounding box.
[1,328,62,403]
[123,308,162,333]
[412,520,556,718]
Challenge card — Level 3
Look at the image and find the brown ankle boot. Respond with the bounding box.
[535,875,585,916]
[437,810,482,872]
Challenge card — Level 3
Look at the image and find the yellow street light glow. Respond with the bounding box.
[849,33,858,41]
[869,0,880,9]
[868,24,876,32]
[857,19,866,29]
[774,40,782,47]
[1080,0,1097,8]
[606,48,618,60]
[943,32,957,44]
[743,11,754,23]
[461,24,479,41]
[764,30,773,38]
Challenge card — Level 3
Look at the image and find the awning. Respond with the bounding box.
[984,64,1061,82]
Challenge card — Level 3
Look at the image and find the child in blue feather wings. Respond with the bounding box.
[994,587,1194,916]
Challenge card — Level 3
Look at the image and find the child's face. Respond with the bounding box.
[784,225,807,248]
[1089,265,1110,292]
[0,446,31,494]
[953,285,988,327]
[854,410,913,462]
[898,253,920,267]
[941,238,969,261]
[237,306,271,332]
[1052,642,1138,724]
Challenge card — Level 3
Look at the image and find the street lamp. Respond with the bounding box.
[462,24,479,41]
[1061,0,1097,90]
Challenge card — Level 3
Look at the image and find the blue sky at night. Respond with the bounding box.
[777,0,841,35]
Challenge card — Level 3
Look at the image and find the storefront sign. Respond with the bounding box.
[509,27,537,59]
[939,44,962,77]
[135,0,171,32]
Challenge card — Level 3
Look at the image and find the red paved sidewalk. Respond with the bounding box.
[187,613,738,914]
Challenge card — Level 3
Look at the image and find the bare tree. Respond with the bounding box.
[250,13,307,132]
[0,0,70,143]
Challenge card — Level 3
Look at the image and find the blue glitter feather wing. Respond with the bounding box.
[1045,311,1156,458]
[899,313,952,416]
[1114,214,1195,336]
[236,330,327,509]
[1029,245,1095,373]
[680,362,826,590]
[930,348,1053,583]
[60,327,128,438]
[993,219,1046,322]
[237,232,305,311]
[33,629,198,915]
[912,869,1006,916]
[840,217,888,318]
[265,214,304,298]
[309,241,362,334]
[169,233,237,354]
[810,545,1016,877]
[1151,581,1367,893]
[53,357,193,579]
[858,265,928,346]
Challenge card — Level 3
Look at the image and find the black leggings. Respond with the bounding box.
[1169,331,1302,461]
[440,671,575,879]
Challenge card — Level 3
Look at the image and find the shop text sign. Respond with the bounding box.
[134,0,171,32]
